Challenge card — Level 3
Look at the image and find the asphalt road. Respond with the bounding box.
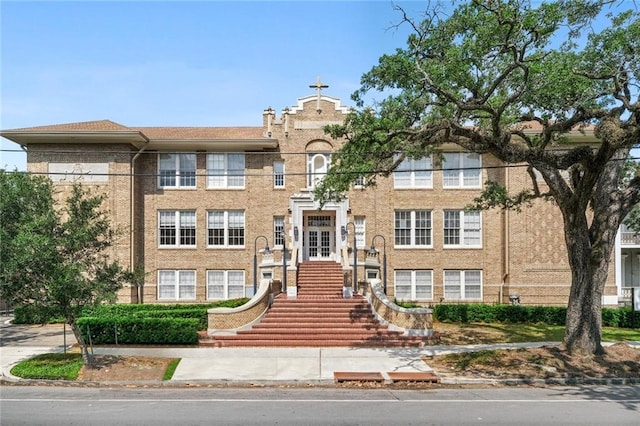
[1,385,639,425]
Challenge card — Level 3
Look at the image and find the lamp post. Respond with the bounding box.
[253,235,270,295]
[369,234,387,294]
[280,231,287,292]
[346,222,357,290]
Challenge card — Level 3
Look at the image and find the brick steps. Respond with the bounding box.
[201,261,436,348]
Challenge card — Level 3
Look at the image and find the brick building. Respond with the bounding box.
[1,84,632,307]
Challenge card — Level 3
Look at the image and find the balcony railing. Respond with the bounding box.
[621,231,640,245]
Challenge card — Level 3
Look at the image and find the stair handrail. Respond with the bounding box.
[206,279,282,335]
[364,279,434,337]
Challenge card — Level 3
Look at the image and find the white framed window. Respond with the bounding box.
[395,270,433,300]
[394,210,432,247]
[207,270,245,300]
[354,216,366,248]
[273,216,285,247]
[158,153,196,188]
[157,270,196,300]
[443,152,481,188]
[207,153,245,188]
[158,211,196,247]
[444,270,482,300]
[207,211,245,247]
[394,156,433,188]
[443,210,482,247]
[273,161,285,188]
[307,153,330,188]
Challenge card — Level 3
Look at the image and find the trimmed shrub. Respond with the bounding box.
[77,317,200,345]
[12,305,64,324]
[433,304,567,325]
[602,308,640,328]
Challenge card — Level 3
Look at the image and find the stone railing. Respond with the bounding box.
[207,279,282,335]
[364,280,434,337]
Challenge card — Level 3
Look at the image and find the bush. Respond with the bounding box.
[433,304,567,325]
[602,308,640,328]
[77,316,200,345]
[12,305,64,324]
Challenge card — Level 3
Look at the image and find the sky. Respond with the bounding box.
[1,1,637,171]
[1,0,420,170]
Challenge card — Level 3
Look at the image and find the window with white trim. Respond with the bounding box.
[273,216,285,247]
[157,270,196,300]
[394,210,432,247]
[444,270,482,300]
[158,153,196,188]
[395,270,433,300]
[207,211,245,247]
[158,211,196,247]
[394,156,433,188]
[354,216,366,248]
[307,153,330,188]
[442,153,481,188]
[207,153,245,188]
[443,210,482,247]
[273,161,285,188]
[207,270,245,300]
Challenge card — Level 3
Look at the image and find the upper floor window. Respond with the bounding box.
[158,211,196,248]
[443,210,482,247]
[273,161,285,188]
[444,270,482,300]
[158,153,196,188]
[207,153,245,189]
[395,270,433,301]
[207,210,245,247]
[394,210,432,247]
[307,153,330,188]
[394,156,433,188]
[443,153,481,188]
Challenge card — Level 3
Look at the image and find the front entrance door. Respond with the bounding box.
[304,215,334,261]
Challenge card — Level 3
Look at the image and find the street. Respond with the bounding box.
[1,385,639,425]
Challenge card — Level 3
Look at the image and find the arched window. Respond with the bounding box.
[307,153,330,188]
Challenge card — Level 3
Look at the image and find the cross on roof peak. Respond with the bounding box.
[309,76,329,113]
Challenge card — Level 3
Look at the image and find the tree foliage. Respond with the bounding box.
[0,171,131,364]
[316,0,640,355]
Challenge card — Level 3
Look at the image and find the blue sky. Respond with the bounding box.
[1,0,419,170]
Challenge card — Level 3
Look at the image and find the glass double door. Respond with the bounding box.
[304,215,334,261]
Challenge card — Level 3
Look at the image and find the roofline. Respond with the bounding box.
[0,130,150,148]
[0,130,279,151]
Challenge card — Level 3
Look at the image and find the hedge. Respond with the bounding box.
[13,299,250,325]
[434,304,640,328]
[76,317,200,345]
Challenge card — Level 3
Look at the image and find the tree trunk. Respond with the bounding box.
[563,261,605,355]
[68,320,94,366]
[562,209,616,355]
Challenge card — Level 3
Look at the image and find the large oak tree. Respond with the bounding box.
[316,0,640,354]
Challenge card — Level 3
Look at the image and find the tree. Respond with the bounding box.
[316,0,640,355]
[0,171,131,365]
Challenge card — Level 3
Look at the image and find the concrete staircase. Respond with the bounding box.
[200,261,433,348]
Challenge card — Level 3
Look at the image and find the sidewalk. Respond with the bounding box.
[2,319,638,385]
[0,316,550,385]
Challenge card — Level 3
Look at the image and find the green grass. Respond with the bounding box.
[602,326,640,342]
[10,353,84,380]
[441,322,640,344]
[163,359,181,381]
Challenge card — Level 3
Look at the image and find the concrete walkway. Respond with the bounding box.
[2,318,638,385]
